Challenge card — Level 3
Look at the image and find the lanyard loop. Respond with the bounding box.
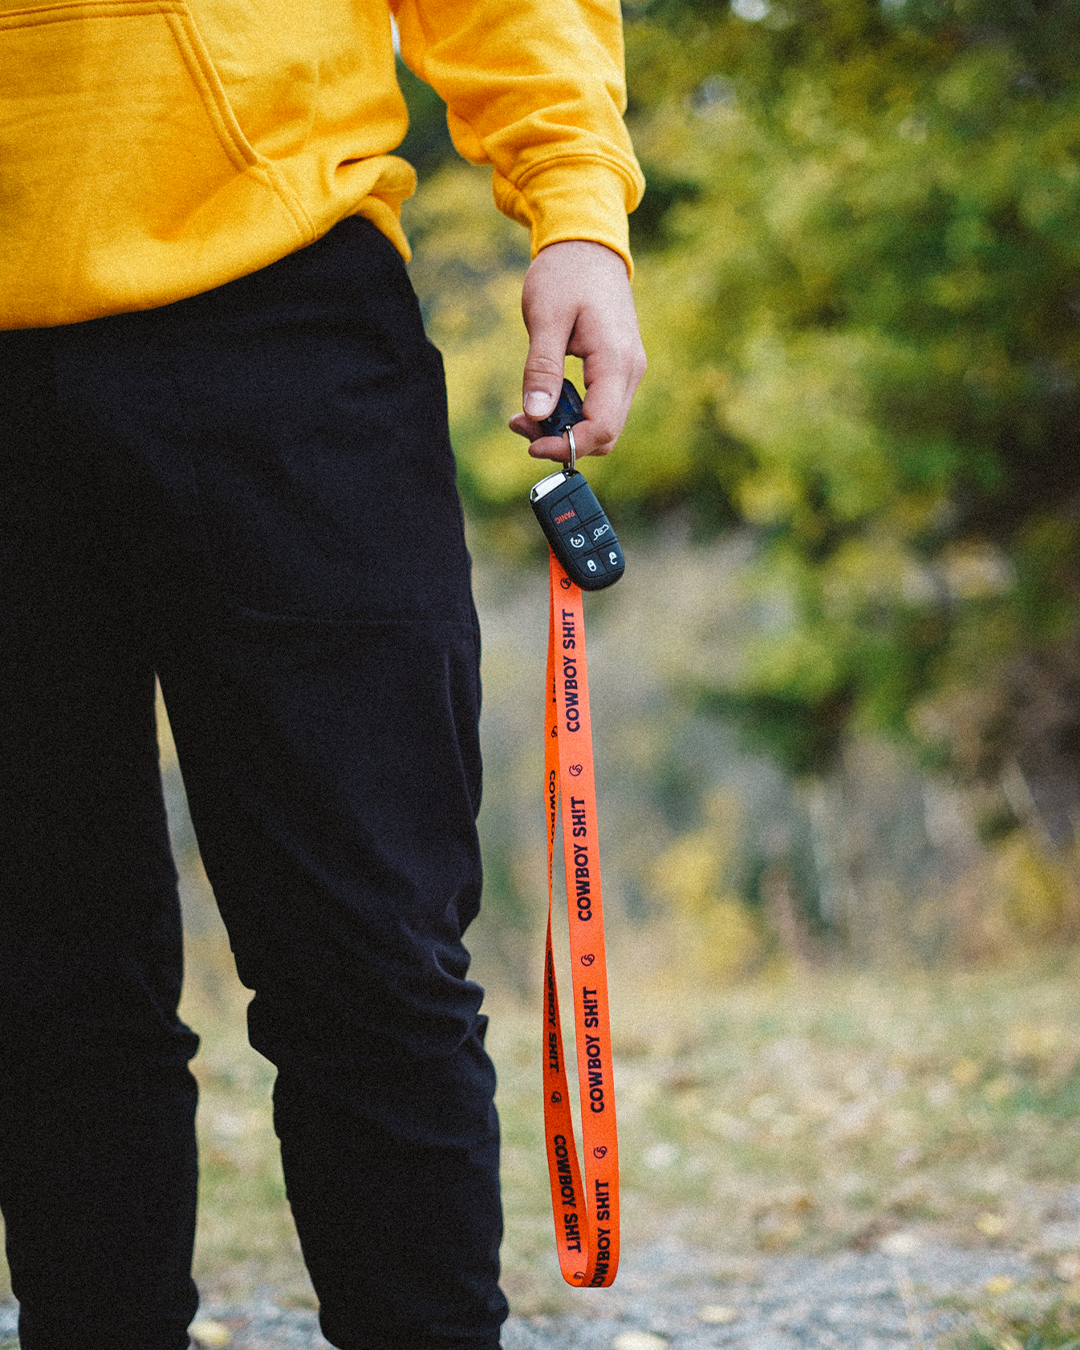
[541,550,620,1287]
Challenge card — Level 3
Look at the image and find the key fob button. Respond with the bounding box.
[550,501,581,535]
[588,517,613,546]
[567,530,590,553]
[601,543,624,573]
[569,484,603,523]
[583,556,603,577]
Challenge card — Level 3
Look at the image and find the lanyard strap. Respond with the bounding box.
[541,550,620,1288]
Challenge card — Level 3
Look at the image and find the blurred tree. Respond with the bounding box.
[621,0,1080,789]
[395,56,456,180]
[400,2,1080,821]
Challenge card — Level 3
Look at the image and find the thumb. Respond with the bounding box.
[521,322,570,421]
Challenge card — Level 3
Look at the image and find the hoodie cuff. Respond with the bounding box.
[492,156,643,278]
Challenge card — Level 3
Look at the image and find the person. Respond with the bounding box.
[0,1,646,1348]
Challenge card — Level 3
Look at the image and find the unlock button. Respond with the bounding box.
[600,542,624,573]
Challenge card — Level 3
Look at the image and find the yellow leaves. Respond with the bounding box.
[646,791,764,980]
[935,46,1014,117]
[652,834,725,916]
[823,535,923,612]
[736,465,802,527]
[945,214,997,262]
[982,1075,1018,1104]
[190,1321,231,1348]
[951,1057,982,1088]
[919,830,1080,962]
[721,327,900,525]
[976,1212,1007,1239]
[693,904,762,980]
[649,789,740,916]
[1019,156,1080,231]
[758,1214,805,1251]
[926,263,995,313]
[1004,1021,1068,1065]
[987,833,1078,941]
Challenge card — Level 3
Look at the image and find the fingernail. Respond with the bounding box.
[524,391,551,418]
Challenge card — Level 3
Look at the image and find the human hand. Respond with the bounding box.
[509,240,646,462]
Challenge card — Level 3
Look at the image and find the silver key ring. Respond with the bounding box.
[566,425,577,475]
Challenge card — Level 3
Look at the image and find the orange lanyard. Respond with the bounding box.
[541,550,619,1287]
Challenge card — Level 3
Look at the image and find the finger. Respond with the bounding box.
[515,240,646,459]
[518,377,637,460]
[521,318,570,422]
[510,378,638,461]
[509,415,576,464]
[527,433,576,463]
[569,330,646,457]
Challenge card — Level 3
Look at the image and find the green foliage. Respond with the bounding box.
[949,1302,1080,1350]
[401,0,1080,777]
[617,0,1080,772]
[395,56,455,179]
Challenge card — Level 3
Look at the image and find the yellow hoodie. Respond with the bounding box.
[0,0,644,329]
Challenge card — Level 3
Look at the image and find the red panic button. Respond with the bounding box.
[550,501,581,535]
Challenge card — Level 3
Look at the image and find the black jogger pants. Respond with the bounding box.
[0,217,507,1350]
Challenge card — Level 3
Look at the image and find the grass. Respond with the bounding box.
[3,883,1080,1332]
[943,1289,1080,1350]
[121,913,1080,1316]
[600,951,1080,1254]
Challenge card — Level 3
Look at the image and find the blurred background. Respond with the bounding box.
[404,0,1080,979]
[6,1,1080,1342]
[395,3,1080,1325]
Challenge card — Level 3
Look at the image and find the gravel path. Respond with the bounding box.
[0,1241,1031,1349]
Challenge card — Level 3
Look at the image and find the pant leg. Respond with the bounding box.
[0,331,199,1350]
[55,219,508,1350]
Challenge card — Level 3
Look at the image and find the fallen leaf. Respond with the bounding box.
[190,1321,231,1349]
[880,1230,922,1257]
[698,1305,738,1324]
[1055,1255,1080,1283]
[611,1333,668,1350]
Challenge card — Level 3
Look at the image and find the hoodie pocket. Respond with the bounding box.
[0,0,315,326]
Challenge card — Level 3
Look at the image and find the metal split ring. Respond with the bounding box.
[566,425,577,475]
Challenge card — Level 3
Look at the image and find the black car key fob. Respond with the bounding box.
[530,381,624,590]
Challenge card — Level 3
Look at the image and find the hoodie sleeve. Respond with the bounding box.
[391,0,645,273]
